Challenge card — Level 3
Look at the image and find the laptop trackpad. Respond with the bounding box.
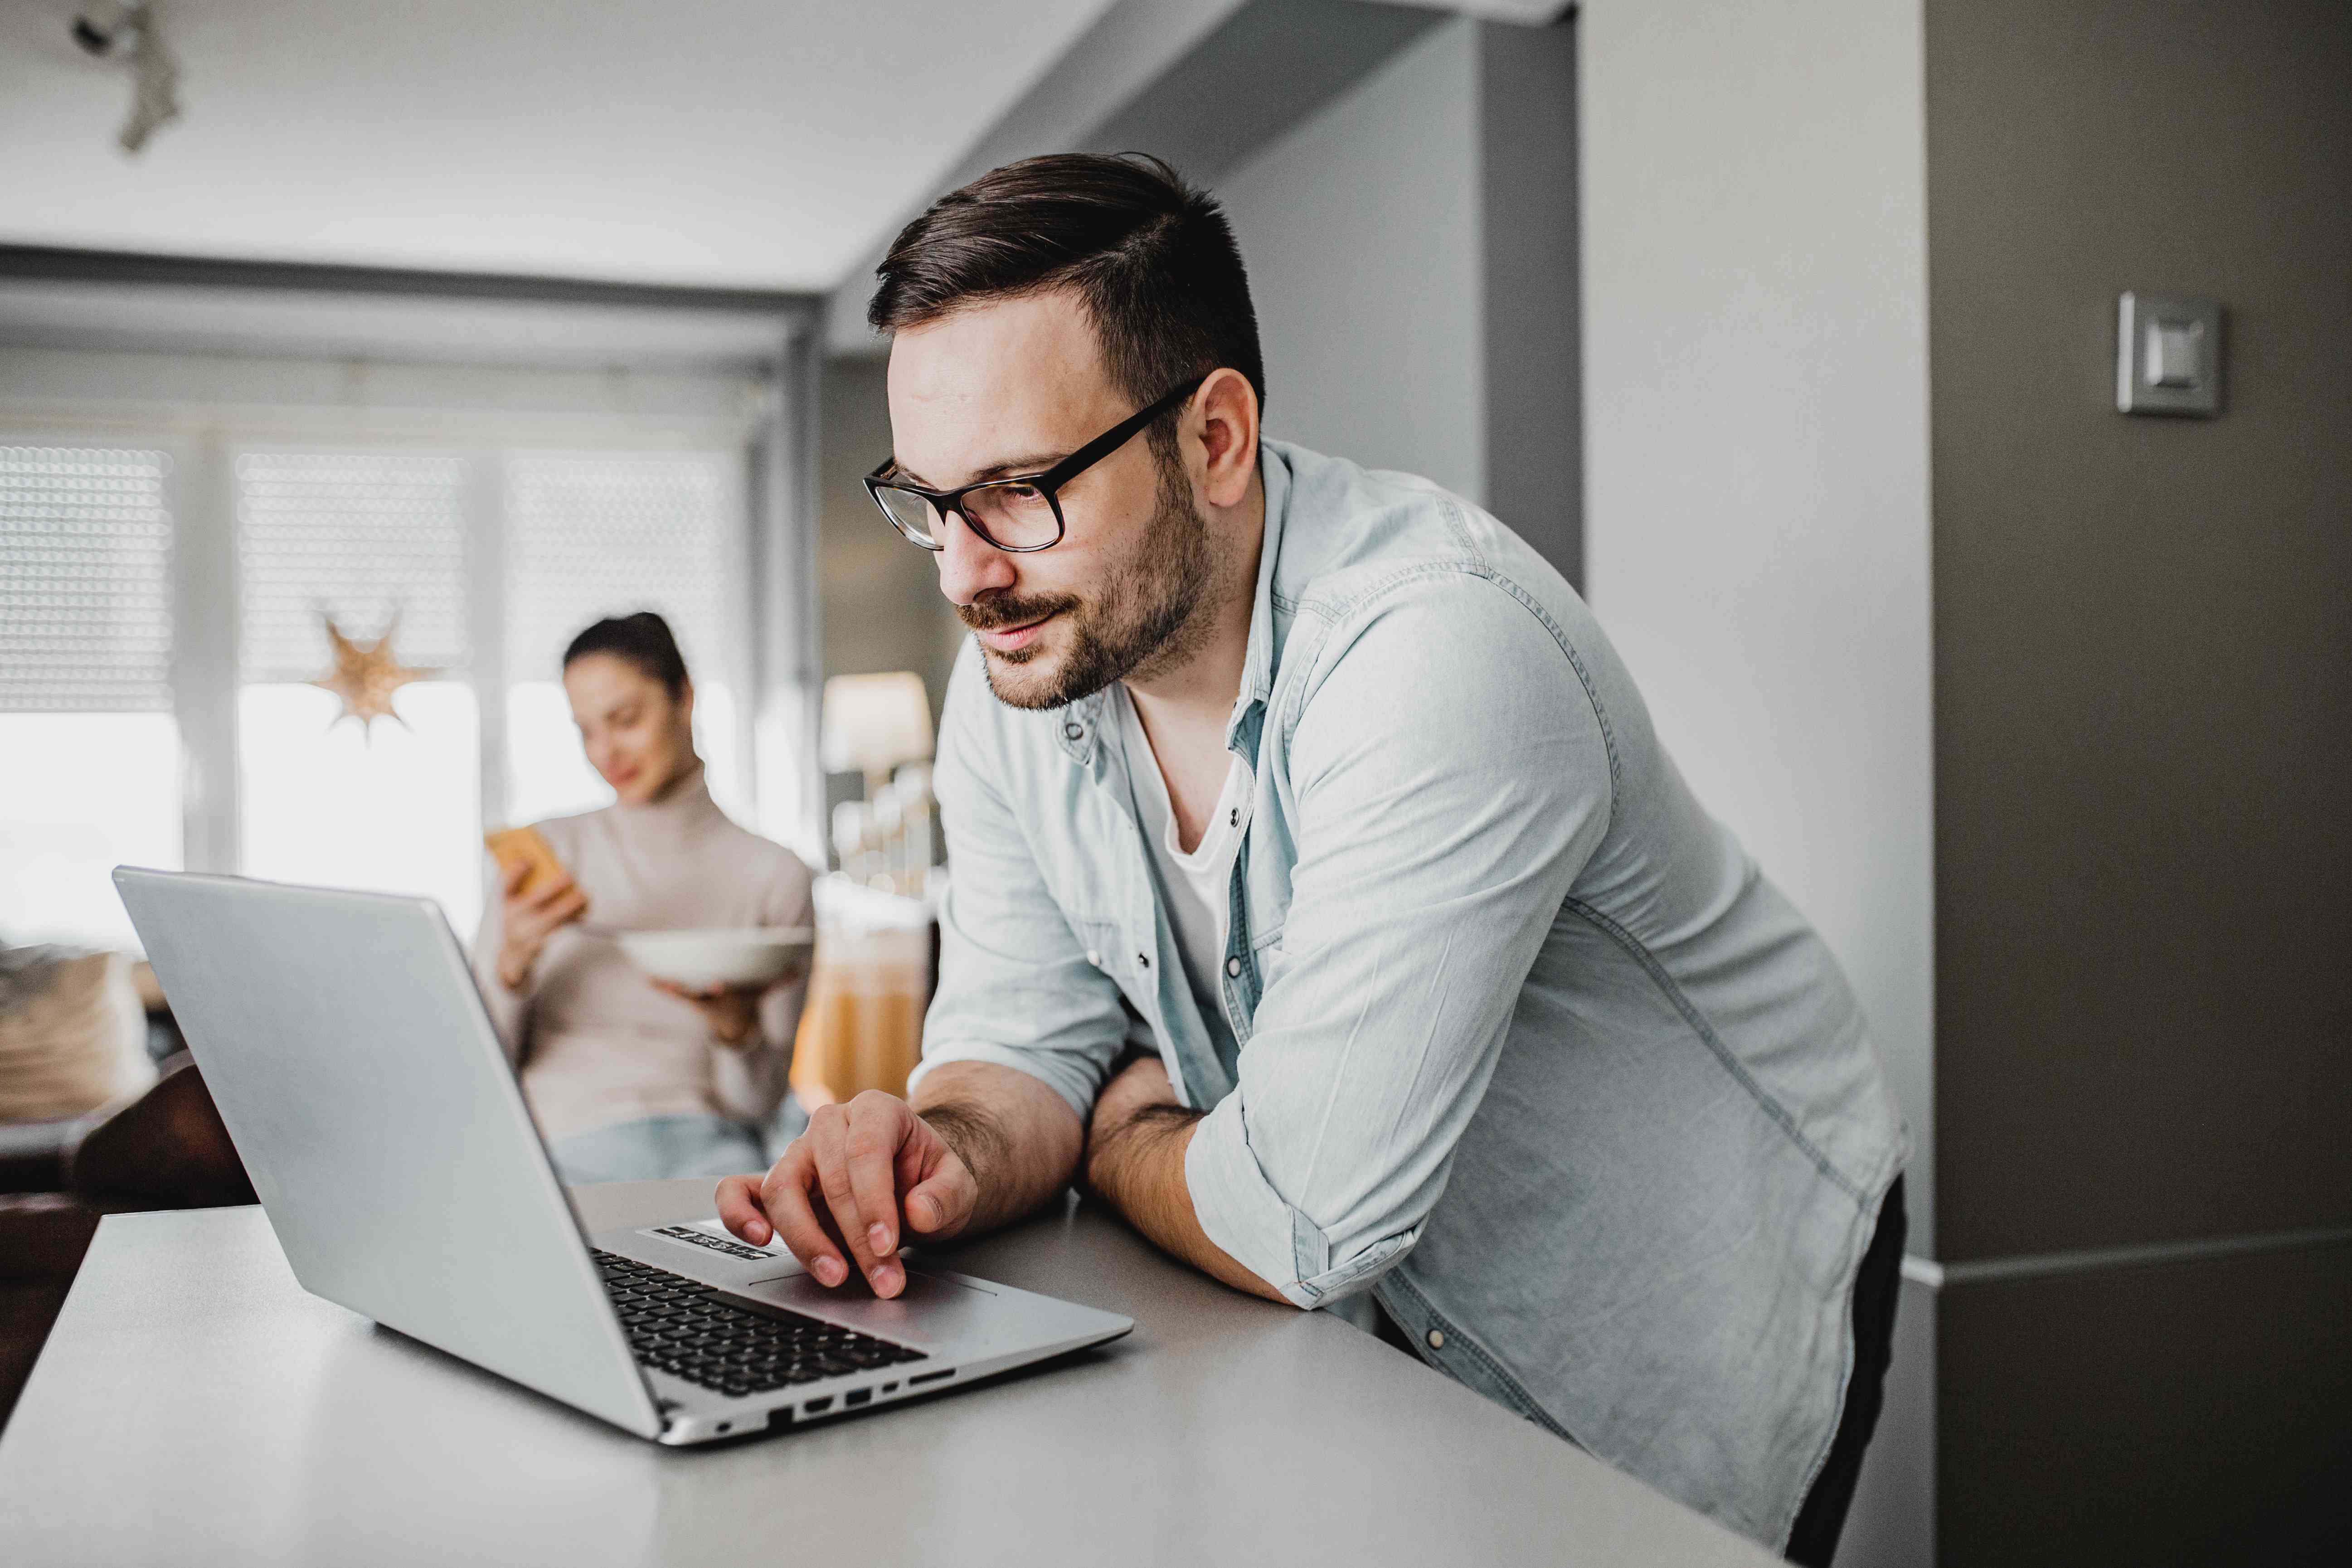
[737,1267,1000,1346]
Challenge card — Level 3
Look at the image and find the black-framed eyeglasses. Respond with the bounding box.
[863,380,1200,553]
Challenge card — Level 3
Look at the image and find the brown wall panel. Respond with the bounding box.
[1938,1242,2352,1566]
[1927,0,2352,1262]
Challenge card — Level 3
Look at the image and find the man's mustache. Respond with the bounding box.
[959,593,1079,633]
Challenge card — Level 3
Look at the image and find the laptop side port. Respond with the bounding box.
[880,1382,899,1394]
[766,1407,794,1432]
[802,1396,834,1414]
[844,1388,872,1408]
[908,1369,953,1387]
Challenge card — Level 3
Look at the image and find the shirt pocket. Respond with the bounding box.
[1248,922,1293,994]
[1069,917,1148,999]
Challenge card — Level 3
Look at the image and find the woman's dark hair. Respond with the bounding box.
[868,152,1265,442]
[562,611,689,698]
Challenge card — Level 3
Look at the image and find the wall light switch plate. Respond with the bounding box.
[2117,291,2223,417]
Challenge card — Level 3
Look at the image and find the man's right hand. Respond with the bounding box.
[495,858,588,991]
[715,1091,980,1299]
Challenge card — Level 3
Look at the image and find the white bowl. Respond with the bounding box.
[616,927,815,991]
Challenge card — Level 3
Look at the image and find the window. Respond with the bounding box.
[222,446,753,940]
[502,451,749,825]
[0,337,800,959]
[0,446,182,949]
[234,451,483,935]
[237,682,481,934]
[0,711,182,948]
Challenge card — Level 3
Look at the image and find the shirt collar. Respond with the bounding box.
[1225,442,1289,761]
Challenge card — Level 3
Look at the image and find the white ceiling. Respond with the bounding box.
[0,0,1121,292]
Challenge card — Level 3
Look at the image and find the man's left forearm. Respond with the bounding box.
[1084,1063,1291,1305]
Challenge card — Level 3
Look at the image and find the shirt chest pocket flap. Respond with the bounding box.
[1069,917,1149,1000]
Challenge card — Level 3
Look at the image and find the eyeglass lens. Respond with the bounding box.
[875,480,1059,550]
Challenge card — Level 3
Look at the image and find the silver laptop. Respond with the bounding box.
[114,866,1131,1445]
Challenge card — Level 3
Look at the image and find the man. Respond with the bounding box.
[719,154,1908,1562]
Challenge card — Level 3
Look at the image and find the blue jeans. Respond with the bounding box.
[548,1097,807,1185]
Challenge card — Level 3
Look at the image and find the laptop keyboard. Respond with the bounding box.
[593,1249,928,1398]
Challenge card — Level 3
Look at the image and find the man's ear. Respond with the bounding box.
[1191,367,1260,511]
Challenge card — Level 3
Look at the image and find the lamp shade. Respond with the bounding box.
[820,671,933,777]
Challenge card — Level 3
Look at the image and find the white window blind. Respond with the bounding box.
[235,451,471,681]
[502,452,741,683]
[500,451,748,824]
[0,445,173,712]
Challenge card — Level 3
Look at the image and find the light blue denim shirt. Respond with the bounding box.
[909,439,1909,1549]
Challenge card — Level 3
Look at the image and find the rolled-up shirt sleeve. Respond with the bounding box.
[1186,577,1614,1306]
[906,644,1131,1123]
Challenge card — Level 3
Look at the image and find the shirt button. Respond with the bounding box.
[1228,807,1239,826]
[1137,953,1151,969]
[1085,950,1101,966]
[1225,956,1242,978]
[1426,1329,1446,1350]
[1063,722,1084,742]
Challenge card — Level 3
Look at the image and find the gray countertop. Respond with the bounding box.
[0,1179,1776,1567]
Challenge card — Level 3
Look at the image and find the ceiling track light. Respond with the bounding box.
[72,0,182,154]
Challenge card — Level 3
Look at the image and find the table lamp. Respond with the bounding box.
[820,671,933,805]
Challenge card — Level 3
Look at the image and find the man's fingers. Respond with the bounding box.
[713,1173,772,1246]
[904,1155,977,1237]
[760,1153,849,1287]
[843,1094,910,1287]
[802,1108,887,1289]
[500,858,528,895]
[893,1124,969,1237]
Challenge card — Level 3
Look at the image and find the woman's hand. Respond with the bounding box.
[495,858,588,991]
[650,967,800,1047]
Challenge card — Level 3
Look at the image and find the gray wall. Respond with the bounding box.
[1477,20,1581,585]
[814,353,964,723]
[1579,0,1939,1267]
[1925,0,2352,1558]
[1212,14,1580,585]
[1218,20,1487,502]
[1579,5,1939,1558]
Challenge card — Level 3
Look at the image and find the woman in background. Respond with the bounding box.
[471,612,813,1183]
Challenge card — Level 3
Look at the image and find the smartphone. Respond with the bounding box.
[483,825,569,898]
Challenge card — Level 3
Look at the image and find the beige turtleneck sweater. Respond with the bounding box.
[469,768,813,1144]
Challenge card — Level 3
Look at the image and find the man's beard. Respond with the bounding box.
[963,446,1216,712]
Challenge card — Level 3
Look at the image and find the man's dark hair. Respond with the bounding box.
[869,153,1265,437]
[563,611,689,697]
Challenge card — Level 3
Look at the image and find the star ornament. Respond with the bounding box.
[310,612,439,739]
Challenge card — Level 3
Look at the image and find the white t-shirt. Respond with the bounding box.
[1114,684,1254,1052]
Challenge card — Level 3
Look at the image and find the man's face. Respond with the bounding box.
[884,291,1212,710]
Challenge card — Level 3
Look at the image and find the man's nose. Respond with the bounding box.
[933,509,1016,607]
